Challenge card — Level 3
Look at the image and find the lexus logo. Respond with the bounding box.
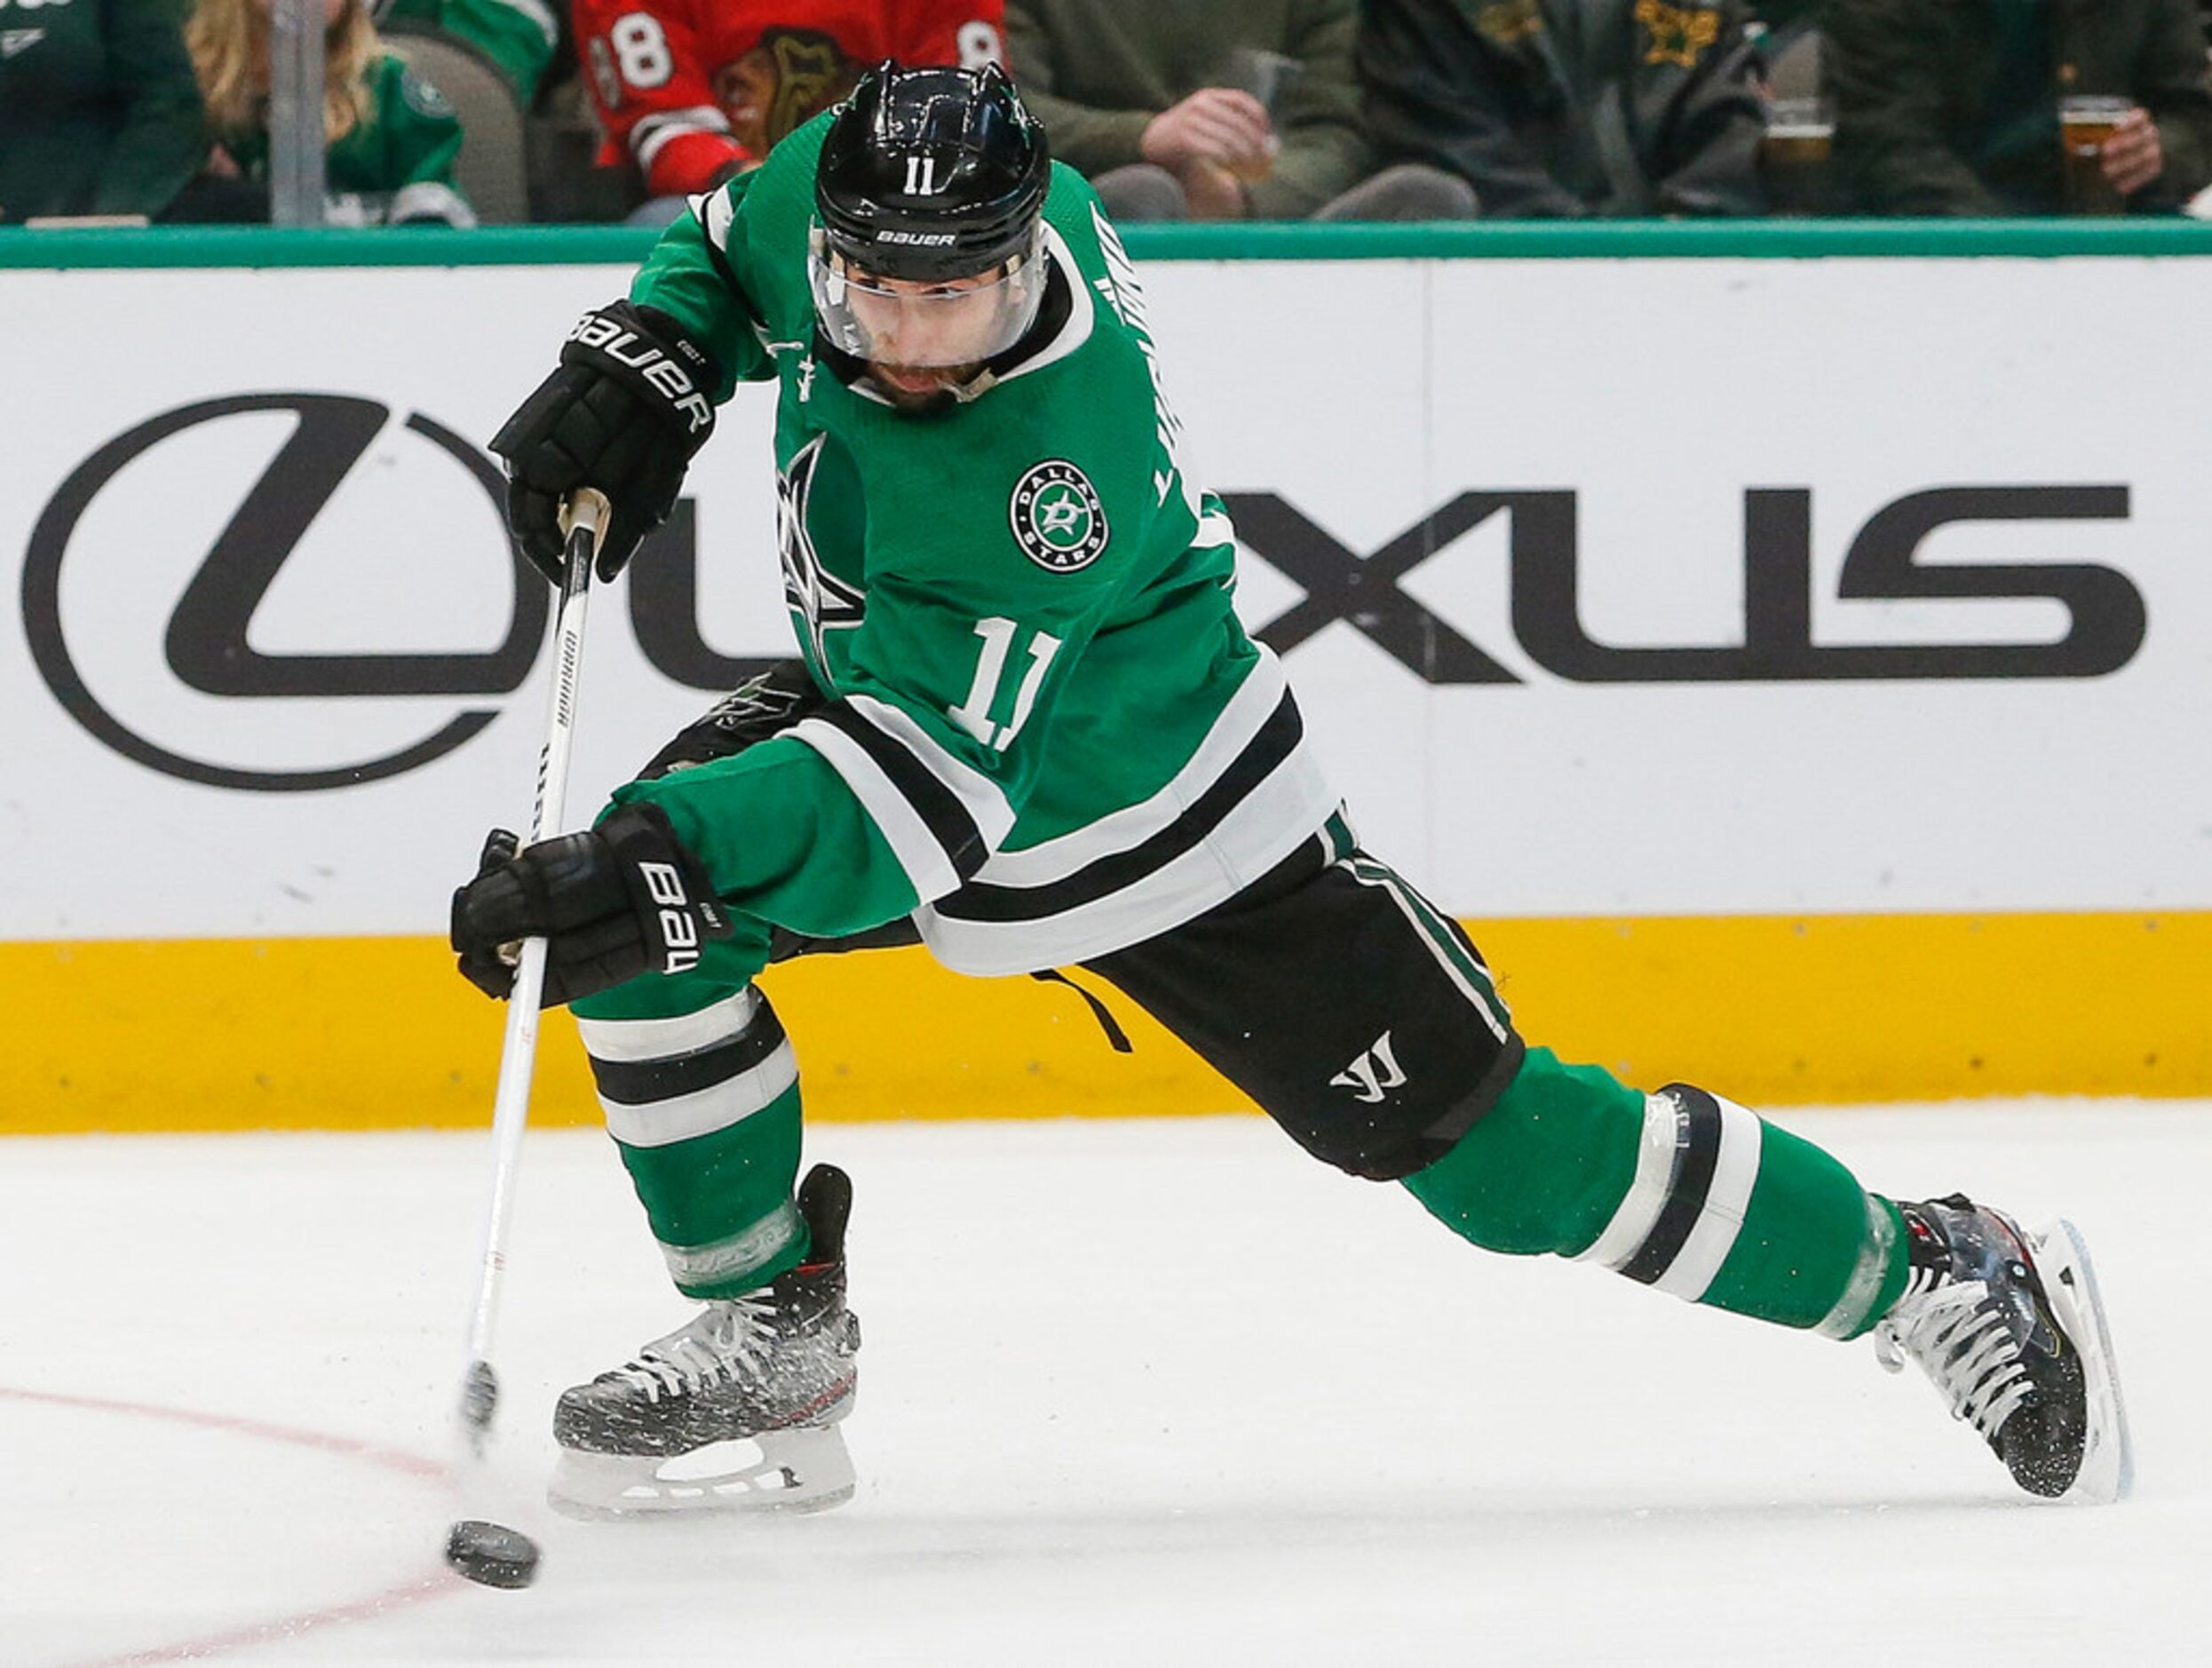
[24,393,546,791]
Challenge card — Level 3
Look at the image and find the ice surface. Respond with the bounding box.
[4,1103,2207,1666]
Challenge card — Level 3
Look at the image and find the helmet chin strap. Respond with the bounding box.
[861,364,999,409]
[943,368,1000,403]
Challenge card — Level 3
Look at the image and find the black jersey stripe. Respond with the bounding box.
[814,701,989,881]
[934,693,1304,925]
[1618,1089,1725,1286]
[587,1002,789,1107]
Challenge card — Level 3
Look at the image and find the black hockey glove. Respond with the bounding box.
[450,803,734,1008]
[489,299,723,585]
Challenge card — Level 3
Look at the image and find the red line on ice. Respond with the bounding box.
[0,1384,471,1666]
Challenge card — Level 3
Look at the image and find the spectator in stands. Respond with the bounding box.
[1004,0,1474,219]
[1824,0,2212,212]
[182,0,477,224]
[0,0,208,224]
[1357,0,1766,216]
[377,0,559,103]
[577,2,1004,225]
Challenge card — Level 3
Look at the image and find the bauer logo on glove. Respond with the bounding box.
[449,802,733,1007]
[489,298,725,586]
[565,309,716,434]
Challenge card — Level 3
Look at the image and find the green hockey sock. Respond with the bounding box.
[1403,1047,1908,1335]
[572,935,809,1299]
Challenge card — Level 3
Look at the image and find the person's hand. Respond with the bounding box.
[489,300,722,585]
[2100,108,2164,196]
[450,804,734,1008]
[203,146,240,179]
[1139,88,1274,179]
[1177,157,1252,221]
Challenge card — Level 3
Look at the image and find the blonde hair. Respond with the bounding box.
[187,0,379,145]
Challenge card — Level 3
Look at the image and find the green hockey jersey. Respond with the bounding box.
[615,113,1336,976]
[214,52,473,226]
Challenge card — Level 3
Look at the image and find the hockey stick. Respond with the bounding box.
[444,487,608,1591]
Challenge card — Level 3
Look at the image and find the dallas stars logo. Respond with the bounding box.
[1009,460,1108,573]
[1634,0,1719,67]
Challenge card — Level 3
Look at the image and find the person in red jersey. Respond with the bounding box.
[575,0,1003,216]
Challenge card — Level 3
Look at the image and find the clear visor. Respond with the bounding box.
[807,224,1048,370]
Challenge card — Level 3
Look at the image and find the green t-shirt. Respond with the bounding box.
[616,113,1336,975]
[218,52,472,225]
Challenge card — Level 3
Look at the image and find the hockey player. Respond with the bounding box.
[458,62,2133,1518]
[573,0,1003,205]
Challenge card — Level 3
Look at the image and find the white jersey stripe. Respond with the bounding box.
[843,692,1016,852]
[790,717,963,902]
[633,106,731,170]
[487,0,559,47]
[914,735,1335,975]
[693,182,736,256]
[1653,1095,1763,1300]
[964,648,1287,889]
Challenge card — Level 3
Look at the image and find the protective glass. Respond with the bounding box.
[807,224,1048,369]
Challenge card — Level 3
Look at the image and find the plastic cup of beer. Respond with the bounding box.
[1220,46,1297,185]
[1762,96,1835,217]
[2060,94,2135,215]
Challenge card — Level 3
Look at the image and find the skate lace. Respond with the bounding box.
[610,1296,778,1404]
[1873,1271,2034,1440]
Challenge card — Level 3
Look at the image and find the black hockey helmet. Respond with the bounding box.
[813,60,1051,283]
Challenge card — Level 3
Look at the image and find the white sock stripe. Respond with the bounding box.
[660,1199,803,1289]
[1575,1092,1682,1267]
[601,1041,798,1149]
[1653,1097,1764,1300]
[575,989,760,1063]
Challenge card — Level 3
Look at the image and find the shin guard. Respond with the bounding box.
[574,986,807,1298]
[1404,1049,1907,1333]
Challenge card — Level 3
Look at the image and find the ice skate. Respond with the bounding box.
[548,1164,861,1519]
[1874,1193,2132,1504]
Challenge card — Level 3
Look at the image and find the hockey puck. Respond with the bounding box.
[445,1519,541,1589]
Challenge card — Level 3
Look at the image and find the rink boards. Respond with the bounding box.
[4,227,2208,1131]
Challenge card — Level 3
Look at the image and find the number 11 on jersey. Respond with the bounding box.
[948,617,1060,751]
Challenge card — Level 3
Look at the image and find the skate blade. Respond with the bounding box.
[548,1423,857,1521]
[2035,1219,2135,1505]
